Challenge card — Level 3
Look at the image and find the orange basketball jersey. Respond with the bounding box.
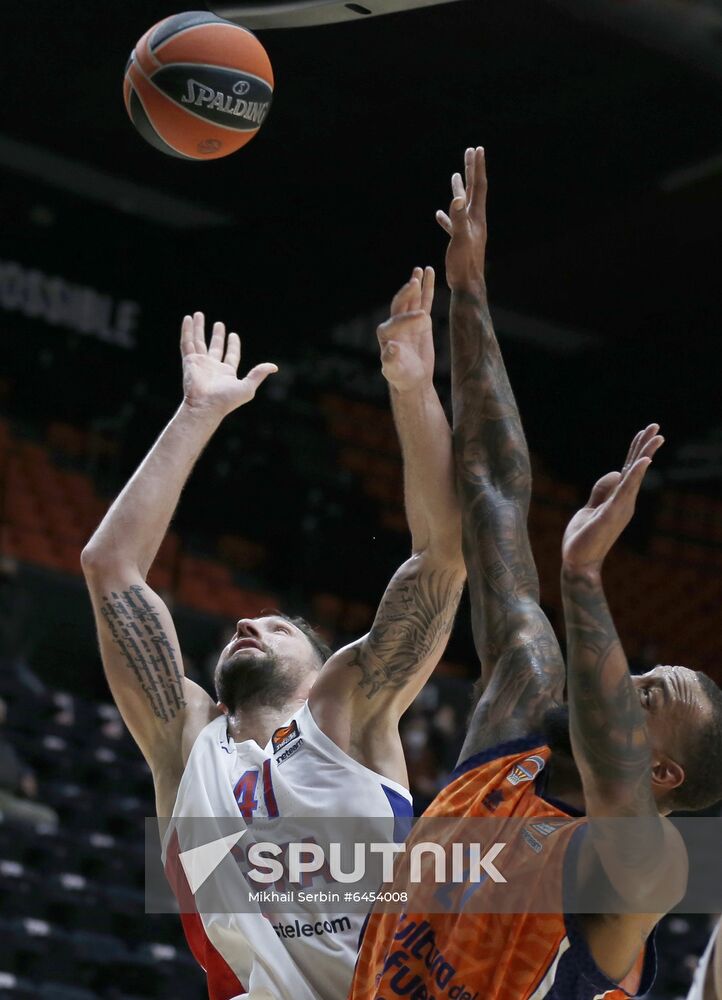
[350,736,656,1000]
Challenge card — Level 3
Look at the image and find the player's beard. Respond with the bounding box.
[541,703,574,760]
[216,649,301,713]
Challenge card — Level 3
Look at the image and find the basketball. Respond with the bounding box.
[123,11,274,160]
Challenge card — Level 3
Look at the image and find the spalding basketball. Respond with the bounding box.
[123,12,274,160]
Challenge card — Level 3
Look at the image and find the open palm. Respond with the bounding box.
[562,424,664,572]
[181,312,277,417]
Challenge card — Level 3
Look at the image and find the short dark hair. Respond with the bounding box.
[671,672,722,812]
[262,609,333,668]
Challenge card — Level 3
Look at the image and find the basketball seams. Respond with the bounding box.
[126,72,197,160]
[135,25,161,72]
[151,20,259,58]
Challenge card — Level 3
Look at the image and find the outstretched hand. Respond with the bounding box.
[562,424,664,574]
[377,266,435,393]
[436,146,487,293]
[180,312,277,417]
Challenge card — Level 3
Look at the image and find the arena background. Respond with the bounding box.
[1,0,722,996]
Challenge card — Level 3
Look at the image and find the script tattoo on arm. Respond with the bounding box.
[563,569,655,816]
[99,584,186,723]
[349,564,464,700]
[451,291,565,740]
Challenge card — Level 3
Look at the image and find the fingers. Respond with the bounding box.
[208,320,225,360]
[390,277,419,317]
[436,147,486,233]
[617,456,653,505]
[377,311,427,345]
[192,311,206,354]
[640,433,664,463]
[420,266,435,314]
[464,147,474,205]
[180,314,194,357]
[451,171,466,203]
[469,146,487,222]
[243,362,278,394]
[623,424,663,472]
[449,172,467,221]
[622,428,644,470]
[224,331,241,370]
[435,210,453,235]
[409,268,423,311]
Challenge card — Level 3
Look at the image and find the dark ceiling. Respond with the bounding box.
[2,0,722,477]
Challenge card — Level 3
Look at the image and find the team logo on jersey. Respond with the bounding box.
[506,754,546,787]
[272,720,300,753]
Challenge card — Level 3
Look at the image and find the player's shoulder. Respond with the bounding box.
[427,735,555,817]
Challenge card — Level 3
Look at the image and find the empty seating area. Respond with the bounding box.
[2,410,722,680]
[0,418,280,623]
[0,666,205,998]
[320,398,722,681]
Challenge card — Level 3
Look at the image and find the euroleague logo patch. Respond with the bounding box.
[506,754,546,787]
[272,720,300,753]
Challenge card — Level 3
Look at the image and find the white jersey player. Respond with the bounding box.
[82,271,464,1000]
[162,702,412,1000]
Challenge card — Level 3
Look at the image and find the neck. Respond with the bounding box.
[545,752,587,814]
[225,695,306,746]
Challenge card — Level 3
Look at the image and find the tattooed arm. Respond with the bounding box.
[437,148,565,759]
[81,314,276,811]
[310,272,464,784]
[561,425,664,816]
[562,427,686,981]
[310,553,464,784]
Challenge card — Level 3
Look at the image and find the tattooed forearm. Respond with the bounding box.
[451,291,530,501]
[350,565,464,699]
[562,568,655,813]
[99,584,186,722]
[450,290,564,709]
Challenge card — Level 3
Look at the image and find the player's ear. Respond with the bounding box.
[651,754,684,795]
[216,701,230,716]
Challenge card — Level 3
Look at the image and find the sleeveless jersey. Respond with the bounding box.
[350,736,656,1000]
[687,922,719,1000]
[162,701,413,1000]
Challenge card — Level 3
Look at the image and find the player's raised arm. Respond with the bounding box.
[561,425,686,976]
[439,147,565,759]
[309,271,465,780]
[561,424,664,817]
[81,314,277,809]
[378,266,461,557]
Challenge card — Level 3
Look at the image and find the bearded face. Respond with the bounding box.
[213,618,322,713]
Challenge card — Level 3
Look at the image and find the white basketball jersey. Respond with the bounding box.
[687,922,719,1000]
[161,701,412,1000]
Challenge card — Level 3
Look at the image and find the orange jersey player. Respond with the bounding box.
[350,147,722,1000]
